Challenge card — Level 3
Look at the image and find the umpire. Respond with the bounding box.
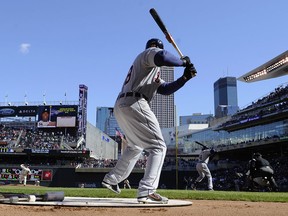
[249,152,279,191]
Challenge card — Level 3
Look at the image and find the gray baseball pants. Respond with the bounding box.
[196,162,213,190]
[103,97,167,197]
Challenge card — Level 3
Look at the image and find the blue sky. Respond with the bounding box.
[1,0,287,125]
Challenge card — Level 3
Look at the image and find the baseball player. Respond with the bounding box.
[192,147,216,191]
[123,179,131,189]
[19,164,31,186]
[102,38,197,204]
[248,152,279,191]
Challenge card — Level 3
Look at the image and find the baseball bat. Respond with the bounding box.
[0,191,65,203]
[195,141,209,149]
[149,8,184,58]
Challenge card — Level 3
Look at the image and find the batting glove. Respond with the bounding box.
[183,64,197,81]
[181,56,191,66]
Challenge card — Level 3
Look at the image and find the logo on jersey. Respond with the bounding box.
[154,70,161,83]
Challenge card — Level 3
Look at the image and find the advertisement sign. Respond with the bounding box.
[0,106,38,117]
[17,106,38,116]
[0,107,17,117]
[78,84,88,136]
[0,168,53,181]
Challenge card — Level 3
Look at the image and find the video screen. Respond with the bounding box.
[37,105,78,128]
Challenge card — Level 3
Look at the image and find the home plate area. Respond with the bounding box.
[2,196,192,208]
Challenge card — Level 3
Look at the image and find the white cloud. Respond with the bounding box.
[19,43,31,54]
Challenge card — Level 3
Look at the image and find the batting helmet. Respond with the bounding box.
[252,152,262,158]
[145,38,164,49]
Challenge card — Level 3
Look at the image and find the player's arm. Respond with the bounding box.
[154,50,186,67]
[209,148,217,160]
[157,77,186,95]
[154,49,196,95]
[157,64,197,95]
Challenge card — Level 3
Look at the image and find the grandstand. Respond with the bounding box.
[171,51,288,158]
[0,85,118,187]
[0,102,91,185]
[0,84,89,185]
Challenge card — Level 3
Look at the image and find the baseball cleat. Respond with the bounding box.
[191,184,197,190]
[137,193,168,204]
[102,181,121,194]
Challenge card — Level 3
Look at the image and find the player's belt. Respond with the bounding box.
[198,161,207,164]
[117,92,148,101]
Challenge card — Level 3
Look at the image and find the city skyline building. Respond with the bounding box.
[179,113,213,126]
[213,76,239,118]
[96,107,119,137]
[150,66,175,128]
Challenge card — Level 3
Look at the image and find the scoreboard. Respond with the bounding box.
[0,168,53,181]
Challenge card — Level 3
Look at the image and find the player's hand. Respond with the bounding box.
[181,56,191,66]
[182,63,197,81]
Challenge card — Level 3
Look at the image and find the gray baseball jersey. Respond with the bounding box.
[198,149,212,164]
[120,47,165,102]
[20,164,31,176]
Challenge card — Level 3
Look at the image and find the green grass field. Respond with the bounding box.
[1,186,288,203]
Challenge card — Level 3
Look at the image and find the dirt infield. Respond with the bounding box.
[0,200,287,216]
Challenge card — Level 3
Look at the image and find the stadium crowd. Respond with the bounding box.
[0,124,77,151]
[77,157,147,169]
[218,83,288,129]
[242,84,288,111]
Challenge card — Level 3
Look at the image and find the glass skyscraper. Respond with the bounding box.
[96,107,119,137]
[214,76,239,118]
[150,66,175,128]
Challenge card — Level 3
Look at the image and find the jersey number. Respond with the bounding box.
[124,66,133,85]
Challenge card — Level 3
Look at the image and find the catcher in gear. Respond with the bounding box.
[247,153,279,191]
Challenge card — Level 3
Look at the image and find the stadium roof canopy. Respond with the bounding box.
[238,50,288,82]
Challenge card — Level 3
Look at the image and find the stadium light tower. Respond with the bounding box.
[64,91,67,104]
[238,50,288,82]
[43,92,46,105]
[5,94,8,106]
[24,92,28,105]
